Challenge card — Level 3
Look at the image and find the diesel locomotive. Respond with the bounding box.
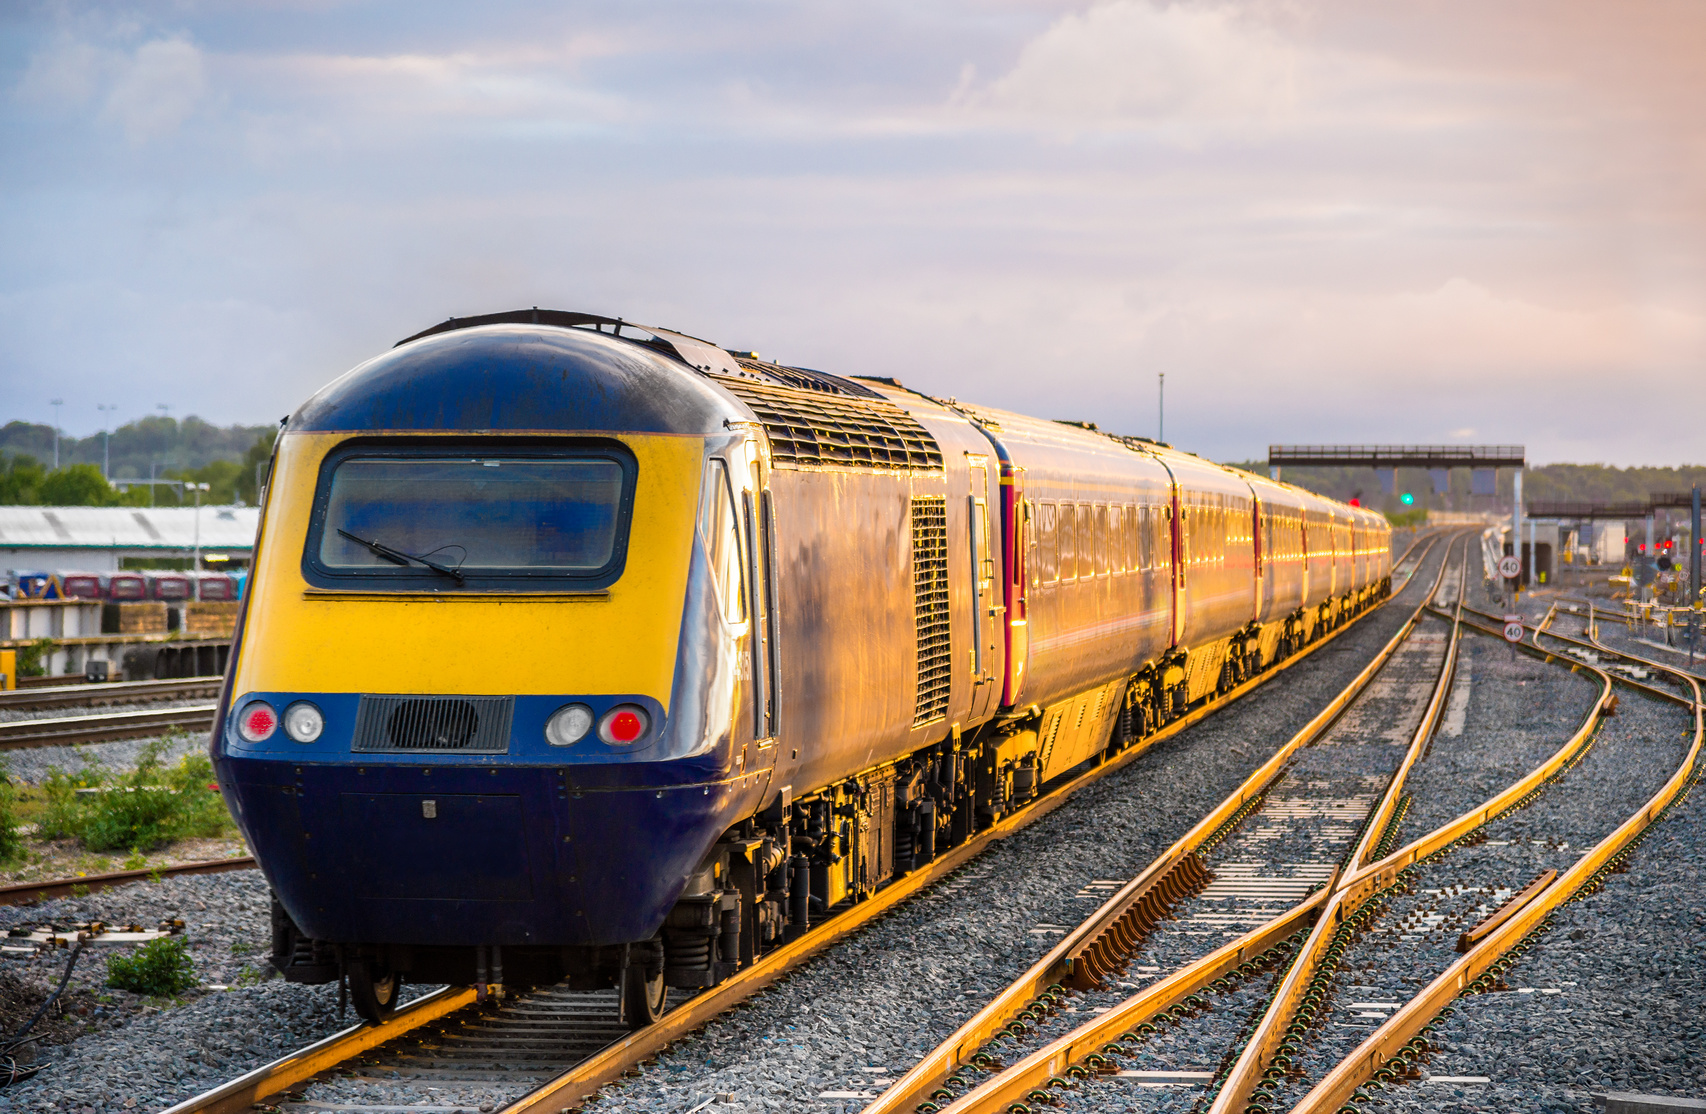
[213,310,1390,1024]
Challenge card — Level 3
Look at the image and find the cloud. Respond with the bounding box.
[967,0,1299,126]
[14,38,107,108]
[15,32,207,144]
[102,38,206,144]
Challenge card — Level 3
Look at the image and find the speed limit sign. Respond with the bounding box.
[1503,615,1525,642]
[1498,555,1522,579]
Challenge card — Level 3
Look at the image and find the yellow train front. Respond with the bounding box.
[216,309,1390,1025]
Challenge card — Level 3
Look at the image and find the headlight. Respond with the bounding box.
[597,704,651,745]
[545,703,594,746]
[237,701,277,742]
[283,701,324,743]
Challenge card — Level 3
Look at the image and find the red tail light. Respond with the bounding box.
[597,705,650,745]
[238,701,278,742]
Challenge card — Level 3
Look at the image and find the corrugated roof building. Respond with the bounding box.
[0,505,260,574]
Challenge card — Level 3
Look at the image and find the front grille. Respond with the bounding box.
[352,695,513,753]
[912,496,951,726]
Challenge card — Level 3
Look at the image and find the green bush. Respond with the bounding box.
[16,638,54,678]
[0,774,23,864]
[36,738,233,852]
[106,936,197,996]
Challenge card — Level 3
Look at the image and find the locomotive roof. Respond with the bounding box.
[291,322,748,435]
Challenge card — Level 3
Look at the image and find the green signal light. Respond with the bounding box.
[1400,492,1415,506]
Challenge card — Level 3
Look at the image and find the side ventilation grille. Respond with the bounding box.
[712,377,944,473]
[911,496,951,727]
[352,695,514,753]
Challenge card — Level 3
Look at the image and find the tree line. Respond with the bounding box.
[0,424,275,507]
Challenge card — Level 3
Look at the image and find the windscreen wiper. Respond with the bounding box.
[336,529,466,583]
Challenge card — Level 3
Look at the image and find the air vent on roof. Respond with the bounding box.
[734,358,887,399]
[712,377,944,473]
[911,496,951,727]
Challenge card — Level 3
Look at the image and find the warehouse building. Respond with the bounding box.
[0,505,260,578]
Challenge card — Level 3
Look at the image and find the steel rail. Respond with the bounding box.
[0,855,257,907]
[1291,643,1701,1113]
[155,986,480,1114]
[926,554,1633,1114]
[493,537,1443,1114]
[1204,536,1470,1114]
[161,536,1436,1114]
[1533,601,1706,684]
[925,892,1332,1114]
[861,536,1450,1114]
[1457,603,1697,706]
[0,704,217,750]
[0,676,224,712]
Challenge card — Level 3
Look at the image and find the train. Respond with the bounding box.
[7,570,239,602]
[213,310,1391,1025]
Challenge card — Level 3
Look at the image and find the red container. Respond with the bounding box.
[144,572,194,601]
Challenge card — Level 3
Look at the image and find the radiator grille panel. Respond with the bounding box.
[712,376,944,472]
[352,695,514,753]
[912,496,951,726]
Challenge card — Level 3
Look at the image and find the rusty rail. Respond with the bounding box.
[0,855,257,906]
[0,676,223,712]
[0,704,217,749]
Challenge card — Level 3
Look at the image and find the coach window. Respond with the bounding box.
[699,459,746,622]
[1075,504,1092,579]
[1038,503,1058,585]
[1060,503,1078,582]
[1093,504,1109,576]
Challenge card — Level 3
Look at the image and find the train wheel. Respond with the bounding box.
[349,960,399,1024]
[619,961,668,1029]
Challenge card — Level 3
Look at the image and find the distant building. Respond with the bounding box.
[0,505,260,576]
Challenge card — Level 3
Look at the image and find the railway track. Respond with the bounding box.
[0,675,224,713]
[150,539,1441,1114]
[856,531,1471,1114]
[899,551,1700,1114]
[0,854,257,907]
[0,703,217,749]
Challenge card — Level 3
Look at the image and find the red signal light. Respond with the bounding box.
[1349,498,1361,507]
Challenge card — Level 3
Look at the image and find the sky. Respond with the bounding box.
[2,1,1703,467]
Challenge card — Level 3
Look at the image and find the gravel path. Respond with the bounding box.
[2,730,211,787]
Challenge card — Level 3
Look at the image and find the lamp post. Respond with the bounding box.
[191,482,211,570]
[1158,371,1165,444]
[50,399,63,469]
[96,403,115,480]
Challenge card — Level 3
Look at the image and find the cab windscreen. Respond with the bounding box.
[303,444,637,591]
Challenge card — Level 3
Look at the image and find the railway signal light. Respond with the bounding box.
[1399,492,1415,506]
